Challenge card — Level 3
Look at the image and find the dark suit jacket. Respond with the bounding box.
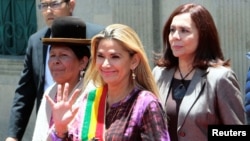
[7,22,104,140]
[152,66,246,141]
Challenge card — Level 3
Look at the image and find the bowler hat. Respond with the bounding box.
[42,16,91,45]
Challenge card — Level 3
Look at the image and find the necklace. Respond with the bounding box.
[178,67,194,80]
[173,67,194,101]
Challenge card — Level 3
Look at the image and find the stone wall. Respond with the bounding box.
[0,56,37,140]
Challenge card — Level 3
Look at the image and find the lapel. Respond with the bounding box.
[42,28,51,65]
[158,68,175,106]
[37,28,51,82]
[177,68,208,130]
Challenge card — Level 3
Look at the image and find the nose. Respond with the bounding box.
[102,58,110,67]
[50,56,60,64]
[45,6,52,12]
[172,30,180,39]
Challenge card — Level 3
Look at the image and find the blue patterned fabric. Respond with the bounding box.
[245,52,250,124]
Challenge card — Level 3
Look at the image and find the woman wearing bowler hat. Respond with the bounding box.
[32,16,95,141]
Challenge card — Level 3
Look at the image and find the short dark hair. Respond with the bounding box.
[70,45,90,60]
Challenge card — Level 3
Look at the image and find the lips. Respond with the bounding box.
[47,17,54,21]
[172,45,183,50]
[100,69,116,78]
[51,67,64,73]
[101,70,114,75]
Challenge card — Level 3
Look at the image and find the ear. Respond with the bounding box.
[130,54,140,70]
[68,0,75,13]
[79,56,89,70]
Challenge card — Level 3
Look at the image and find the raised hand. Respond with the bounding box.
[46,82,80,134]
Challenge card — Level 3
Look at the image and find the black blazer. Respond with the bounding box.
[7,22,104,140]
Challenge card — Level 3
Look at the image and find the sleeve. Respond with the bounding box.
[152,66,160,81]
[216,69,246,124]
[140,97,170,141]
[245,66,250,123]
[7,36,37,139]
[49,130,69,141]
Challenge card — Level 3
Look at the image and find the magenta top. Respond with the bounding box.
[50,87,170,141]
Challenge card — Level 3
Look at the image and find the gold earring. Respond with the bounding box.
[132,70,136,80]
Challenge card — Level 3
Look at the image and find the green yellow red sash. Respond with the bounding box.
[81,86,107,141]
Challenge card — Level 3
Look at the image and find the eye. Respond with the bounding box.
[61,54,69,57]
[50,1,61,8]
[180,28,189,33]
[39,3,48,9]
[169,27,175,33]
[111,55,120,59]
[50,54,56,58]
[97,54,104,58]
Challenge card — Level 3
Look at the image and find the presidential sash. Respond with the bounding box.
[81,86,107,141]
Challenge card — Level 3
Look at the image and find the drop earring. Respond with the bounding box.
[80,70,85,78]
[132,69,136,80]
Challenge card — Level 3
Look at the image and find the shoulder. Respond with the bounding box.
[205,66,240,89]
[85,22,105,38]
[152,66,175,83]
[136,90,160,105]
[152,66,166,74]
[29,27,48,40]
[28,27,49,47]
[152,66,166,79]
[82,80,96,93]
[207,66,236,79]
[82,87,103,101]
[246,67,250,81]
[133,90,163,119]
[44,83,57,96]
[246,68,250,93]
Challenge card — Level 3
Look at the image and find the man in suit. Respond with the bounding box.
[6,0,103,140]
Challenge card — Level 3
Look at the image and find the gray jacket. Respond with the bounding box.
[152,66,246,141]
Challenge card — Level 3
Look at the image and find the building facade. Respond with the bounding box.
[0,0,250,140]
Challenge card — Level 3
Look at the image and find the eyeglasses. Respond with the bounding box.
[38,1,66,11]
